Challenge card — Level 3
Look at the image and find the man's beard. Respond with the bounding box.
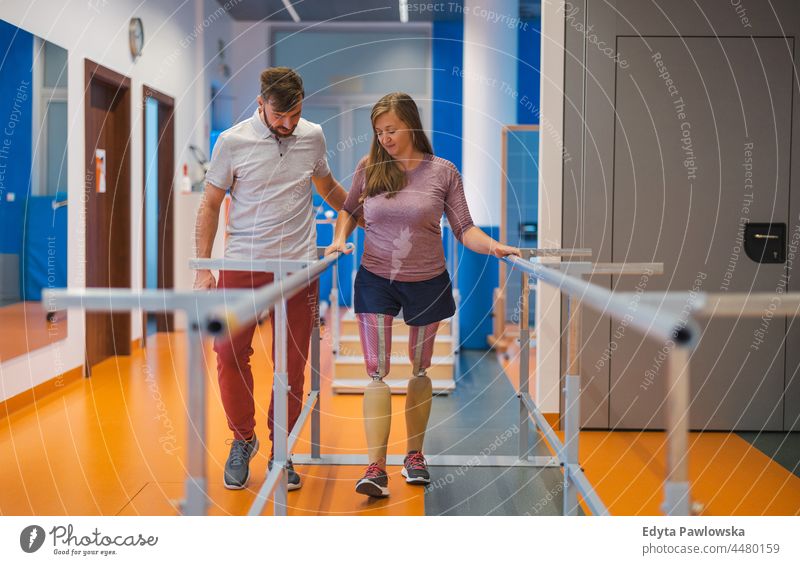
[260,107,296,138]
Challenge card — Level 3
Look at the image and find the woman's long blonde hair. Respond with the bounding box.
[361,92,433,202]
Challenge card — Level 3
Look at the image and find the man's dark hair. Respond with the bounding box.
[260,67,304,112]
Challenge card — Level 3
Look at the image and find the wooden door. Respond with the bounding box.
[84,60,132,374]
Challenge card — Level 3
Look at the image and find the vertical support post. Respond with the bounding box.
[563,374,581,516]
[182,319,208,515]
[450,227,461,373]
[331,257,339,356]
[273,297,289,516]
[662,345,691,516]
[518,270,532,459]
[310,289,322,460]
[350,229,359,306]
[562,296,582,516]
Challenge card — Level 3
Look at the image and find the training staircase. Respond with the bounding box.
[329,307,458,394]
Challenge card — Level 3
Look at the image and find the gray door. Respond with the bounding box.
[611,37,791,430]
[561,0,800,431]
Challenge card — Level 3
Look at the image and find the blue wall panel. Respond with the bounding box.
[432,21,463,171]
[457,226,500,349]
[22,193,67,300]
[517,18,541,125]
[0,19,33,256]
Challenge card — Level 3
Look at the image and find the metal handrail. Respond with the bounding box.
[44,246,352,517]
[503,255,698,347]
[195,244,352,516]
[501,253,695,515]
[204,246,352,337]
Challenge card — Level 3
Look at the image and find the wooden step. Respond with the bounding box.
[340,317,452,337]
[332,378,456,395]
[337,334,454,358]
[333,355,454,380]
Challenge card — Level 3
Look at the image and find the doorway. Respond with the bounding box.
[142,86,175,338]
[83,60,132,375]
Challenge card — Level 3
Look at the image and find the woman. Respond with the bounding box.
[326,92,520,498]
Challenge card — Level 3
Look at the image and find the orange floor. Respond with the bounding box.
[1,327,799,515]
[0,328,423,516]
[0,301,67,362]
[500,343,800,516]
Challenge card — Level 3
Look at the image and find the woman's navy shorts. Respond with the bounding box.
[353,266,456,326]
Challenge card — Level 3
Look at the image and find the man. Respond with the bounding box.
[194,67,348,491]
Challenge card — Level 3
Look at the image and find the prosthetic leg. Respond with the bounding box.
[355,313,393,497]
[402,322,439,485]
[405,322,438,451]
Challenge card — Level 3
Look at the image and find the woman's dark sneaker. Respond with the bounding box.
[268,458,302,491]
[355,461,390,497]
[223,434,259,490]
[401,451,430,484]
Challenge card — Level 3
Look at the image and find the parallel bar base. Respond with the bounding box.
[662,480,691,516]
[180,478,208,516]
[566,464,610,516]
[521,393,564,458]
[290,454,559,467]
[287,391,319,454]
[247,466,286,516]
[519,393,611,516]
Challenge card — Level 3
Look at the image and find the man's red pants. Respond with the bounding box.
[213,270,318,452]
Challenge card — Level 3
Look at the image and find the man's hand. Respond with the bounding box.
[194,182,226,290]
[193,269,217,290]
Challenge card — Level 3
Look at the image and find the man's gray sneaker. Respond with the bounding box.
[268,458,302,491]
[223,434,259,490]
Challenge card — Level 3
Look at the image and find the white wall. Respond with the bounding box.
[0,0,233,402]
[462,0,518,227]
[228,20,269,122]
[537,0,566,413]
[173,0,231,297]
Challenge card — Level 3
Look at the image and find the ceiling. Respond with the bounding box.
[216,0,541,22]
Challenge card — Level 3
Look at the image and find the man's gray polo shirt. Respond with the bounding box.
[205,109,331,261]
